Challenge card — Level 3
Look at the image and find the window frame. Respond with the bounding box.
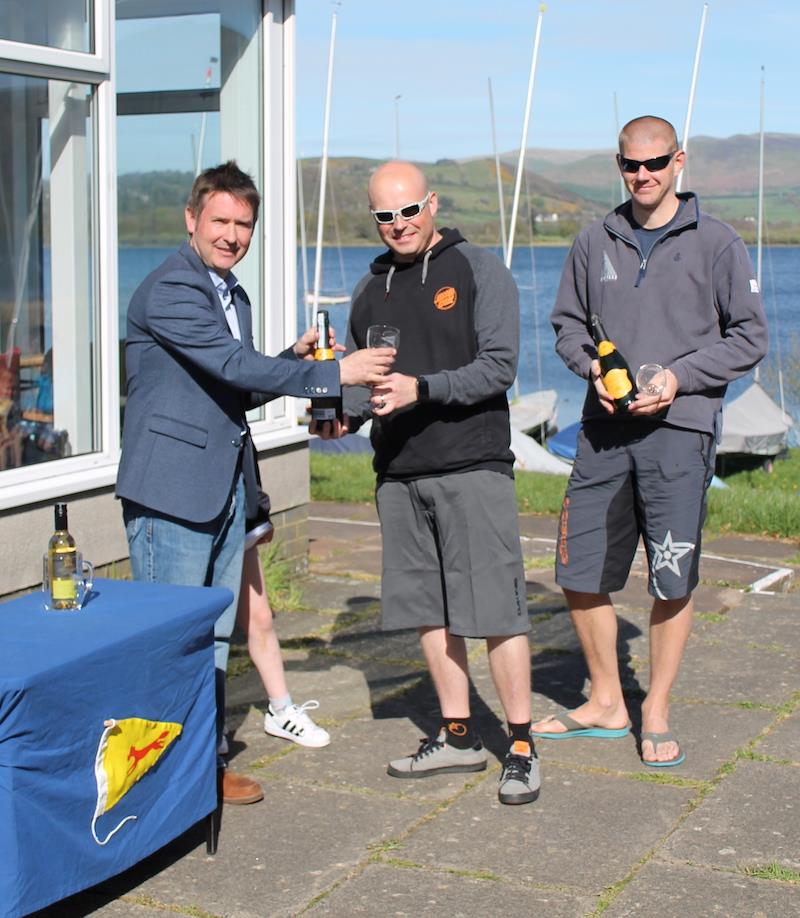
[0,1,300,511]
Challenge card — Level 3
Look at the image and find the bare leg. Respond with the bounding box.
[419,626,470,718]
[532,589,629,732]
[487,634,532,724]
[641,594,693,763]
[237,546,288,701]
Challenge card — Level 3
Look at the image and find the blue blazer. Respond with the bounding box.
[116,243,339,523]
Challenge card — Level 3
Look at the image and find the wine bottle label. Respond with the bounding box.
[604,368,633,399]
[311,404,339,421]
[52,577,78,601]
[597,341,616,357]
[51,551,77,577]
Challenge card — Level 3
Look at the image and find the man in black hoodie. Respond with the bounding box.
[337,161,539,805]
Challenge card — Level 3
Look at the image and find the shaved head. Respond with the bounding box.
[368,160,440,262]
[619,116,679,156]
[368,160,428,207]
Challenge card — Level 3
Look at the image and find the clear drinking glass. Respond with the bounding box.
[42,551,94,611]
[636,363,667,396]
[366,324,400,349]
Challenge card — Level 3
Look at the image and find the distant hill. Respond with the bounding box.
[117,133,800,246]
[511,133,800,242]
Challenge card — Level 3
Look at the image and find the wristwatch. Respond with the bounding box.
[416,375,430,403]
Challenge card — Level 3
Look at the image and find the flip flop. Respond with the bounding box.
[531,712,631,740]
[641,731,685,767]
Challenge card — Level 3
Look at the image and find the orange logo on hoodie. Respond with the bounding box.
[434,286,457,311]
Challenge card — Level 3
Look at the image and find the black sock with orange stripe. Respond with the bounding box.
[442,717,475,749]
[508,721,533,752]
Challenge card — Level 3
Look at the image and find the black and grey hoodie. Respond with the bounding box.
[343,228,519,481]
[550,193,768,434]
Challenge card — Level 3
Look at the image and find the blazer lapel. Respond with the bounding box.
[231,284,253,346]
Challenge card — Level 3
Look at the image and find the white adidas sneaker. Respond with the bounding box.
[264,700,331,748]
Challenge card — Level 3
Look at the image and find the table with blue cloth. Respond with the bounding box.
[0,577,231,918]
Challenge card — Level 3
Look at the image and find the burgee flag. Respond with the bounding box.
[91,717,183,845]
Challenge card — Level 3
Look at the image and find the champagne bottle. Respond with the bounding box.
[47,502,78,609]
[590,314,637,411]
[310,310,342,424]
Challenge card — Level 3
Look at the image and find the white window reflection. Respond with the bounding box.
[0,73,96,470]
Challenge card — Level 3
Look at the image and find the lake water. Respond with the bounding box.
[119,243,800,434]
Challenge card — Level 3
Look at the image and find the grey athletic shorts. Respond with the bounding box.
[556,421,715,600]
[376,469,529,638]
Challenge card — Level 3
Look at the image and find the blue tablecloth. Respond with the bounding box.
[0,578,231,918]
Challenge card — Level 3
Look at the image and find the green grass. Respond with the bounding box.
[741,862,800,883]
[258,539,304,611]
[707,448,800,538]
[310,448,800,539]
[310,452,375,503]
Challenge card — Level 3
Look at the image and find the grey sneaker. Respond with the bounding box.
[387,730,488,779]
[498,737,540,805]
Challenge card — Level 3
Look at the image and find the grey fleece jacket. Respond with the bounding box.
[550,192,768,434]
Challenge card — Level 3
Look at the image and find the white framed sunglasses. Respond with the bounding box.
[370,192,430,225]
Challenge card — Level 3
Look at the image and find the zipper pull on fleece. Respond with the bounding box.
[635,256,647,288]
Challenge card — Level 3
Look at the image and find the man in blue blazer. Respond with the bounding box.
[117,162,392,804]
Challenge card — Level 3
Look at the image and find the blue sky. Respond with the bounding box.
[296,0,799,161]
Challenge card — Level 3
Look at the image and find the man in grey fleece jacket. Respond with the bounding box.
[533,117,767,767]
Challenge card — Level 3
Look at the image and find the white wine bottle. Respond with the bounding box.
[310,310,342,424]
[590,315,637,411]
[47,502,78,610]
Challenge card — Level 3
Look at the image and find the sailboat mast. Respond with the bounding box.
[505,4,545,271]
[488,78,508,264]
[676,2,709,194]
[297,158,311,329]
[756,67,765,293]
[754,67,764,386]
[311,9,338,320]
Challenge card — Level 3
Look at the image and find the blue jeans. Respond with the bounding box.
[122,474,246,745]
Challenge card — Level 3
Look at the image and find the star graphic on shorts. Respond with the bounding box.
[649,530,695,577]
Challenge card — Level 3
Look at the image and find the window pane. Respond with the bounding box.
[115,2,262,420]
[0,73,97,471]
[0,0,93,53]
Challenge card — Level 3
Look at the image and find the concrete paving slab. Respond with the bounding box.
[117,783,432,918]
[757,712,800,763]
[261,715,495,804]
[326,624,427,666]
[663,760,800,871]
[36,894,173,917]
[673,634,799,706]
[527,702,774,781]
[306,862,595,917]
[300,577,382,615]
[604,859,799,917]
[311,501,379,524]
[703,533,799,565]
[706,592,800,658]
[399,769,692,893]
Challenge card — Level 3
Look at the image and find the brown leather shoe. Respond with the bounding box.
[221,769,264,805]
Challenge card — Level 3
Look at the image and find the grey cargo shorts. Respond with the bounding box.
[376,469,530,638]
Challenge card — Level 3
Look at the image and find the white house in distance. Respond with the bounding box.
[0,1,308,597]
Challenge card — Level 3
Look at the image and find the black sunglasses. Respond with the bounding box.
[617,151,677,174]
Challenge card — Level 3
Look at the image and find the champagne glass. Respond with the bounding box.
[636,363,667,396]
[366,324,400,349]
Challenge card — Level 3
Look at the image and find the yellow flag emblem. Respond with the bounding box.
[91,717,183,845]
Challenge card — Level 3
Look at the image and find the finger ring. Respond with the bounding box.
[379,399,386,409]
